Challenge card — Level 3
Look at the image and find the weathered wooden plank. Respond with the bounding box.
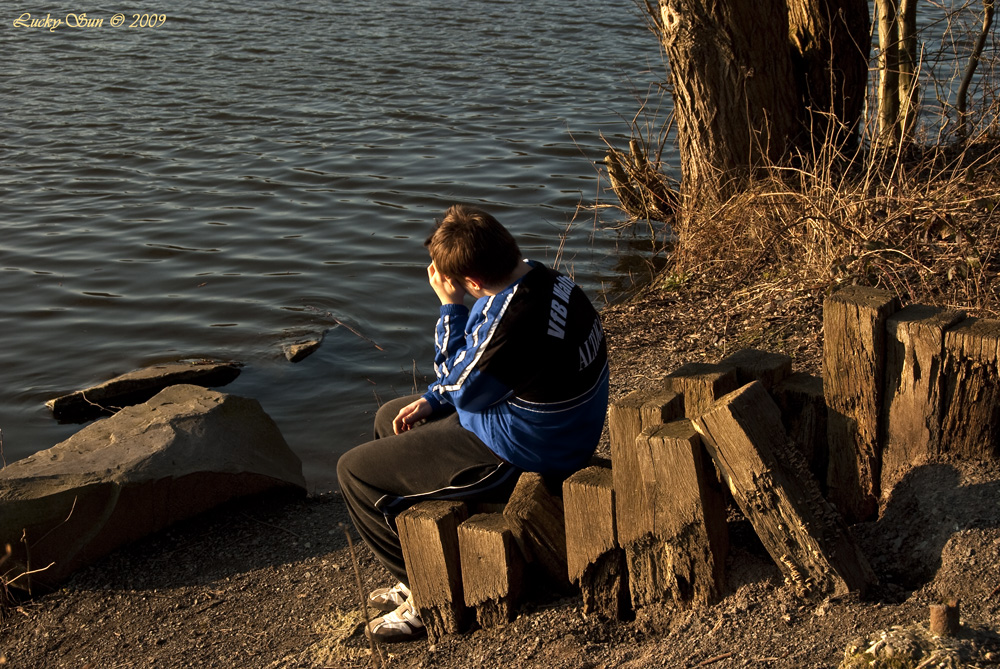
[624,421,729,609]
[882,305,967,494]
[564,466,616,582]
[693,381,877,598]
[823,285,899,522]
[719,348,793,391]
[397,500,470,641]
[563,465,629,619]
[662,362,740,418]
[640,390,685,431]
[774,372,828,492]
[457,513,523,628]
[940,317,1000,459]
[503,472,571,592]
[610,387,684,550]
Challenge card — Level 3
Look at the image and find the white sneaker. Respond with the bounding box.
[365,596,426,643]
[367,581,411,613]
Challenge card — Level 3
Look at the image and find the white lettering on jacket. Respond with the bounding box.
[578,319,604,370]
[547,275,575,339]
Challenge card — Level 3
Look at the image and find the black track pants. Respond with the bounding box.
[337,394,522,585]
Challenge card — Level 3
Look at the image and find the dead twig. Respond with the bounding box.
[3,561,56,589]
[77,389,120,417]
[239,513,304,540]
[342,523,384,668]
[696,652,734,667]
[306,307,384,351]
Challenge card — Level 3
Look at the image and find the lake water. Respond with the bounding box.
[2,0,666,490]
[2,2,980,491]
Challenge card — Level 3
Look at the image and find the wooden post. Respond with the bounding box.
[719,348,793,390]
[662,362,740,418]
[640,389,685,429]
[623,421,729,609]
[882,305,966,494]
[929,600,961,636]
[610,387,684,567]
[940,317,1000,459]
[457,513,523,628]
[503,472,571,592]
[773,372,828,492]
[563,465,629,619]
[397,501,470,641]
[693,382,877,598]
[823,285,899,522]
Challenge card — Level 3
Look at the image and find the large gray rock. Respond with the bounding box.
[46,360,242,421]
[1,385,305,591]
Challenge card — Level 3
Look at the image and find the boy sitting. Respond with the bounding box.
[337,204,609,642]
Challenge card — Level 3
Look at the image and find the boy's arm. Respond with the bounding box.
[421,303,470,411]
[423,295,517,413]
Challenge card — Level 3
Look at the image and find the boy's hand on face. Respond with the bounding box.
[393,397,432,434]
[428,262,466,305]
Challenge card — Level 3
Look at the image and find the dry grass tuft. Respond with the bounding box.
[671,139,1000,317]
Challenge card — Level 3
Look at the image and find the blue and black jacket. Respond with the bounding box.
[421,260,610,475]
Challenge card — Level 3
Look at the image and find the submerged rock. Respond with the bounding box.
[2,384,305,591]
[46,360,242,422]
[283,337,323,363]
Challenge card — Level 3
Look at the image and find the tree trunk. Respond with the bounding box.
[786,0,871,148]
[876,0,919,144]
[897,0,919,140]
[876,0,901,143]
[657,0,802,202]
[652,0,871,204]
[957,0,996,140]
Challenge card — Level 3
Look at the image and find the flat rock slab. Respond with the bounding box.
[46,361,242,421]
[3,384,305,591]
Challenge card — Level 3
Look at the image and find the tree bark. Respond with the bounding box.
[656,0,802,202]
[875,0,919,144]
[786,0,871,147]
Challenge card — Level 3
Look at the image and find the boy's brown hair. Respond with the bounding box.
[425,204,522,286]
